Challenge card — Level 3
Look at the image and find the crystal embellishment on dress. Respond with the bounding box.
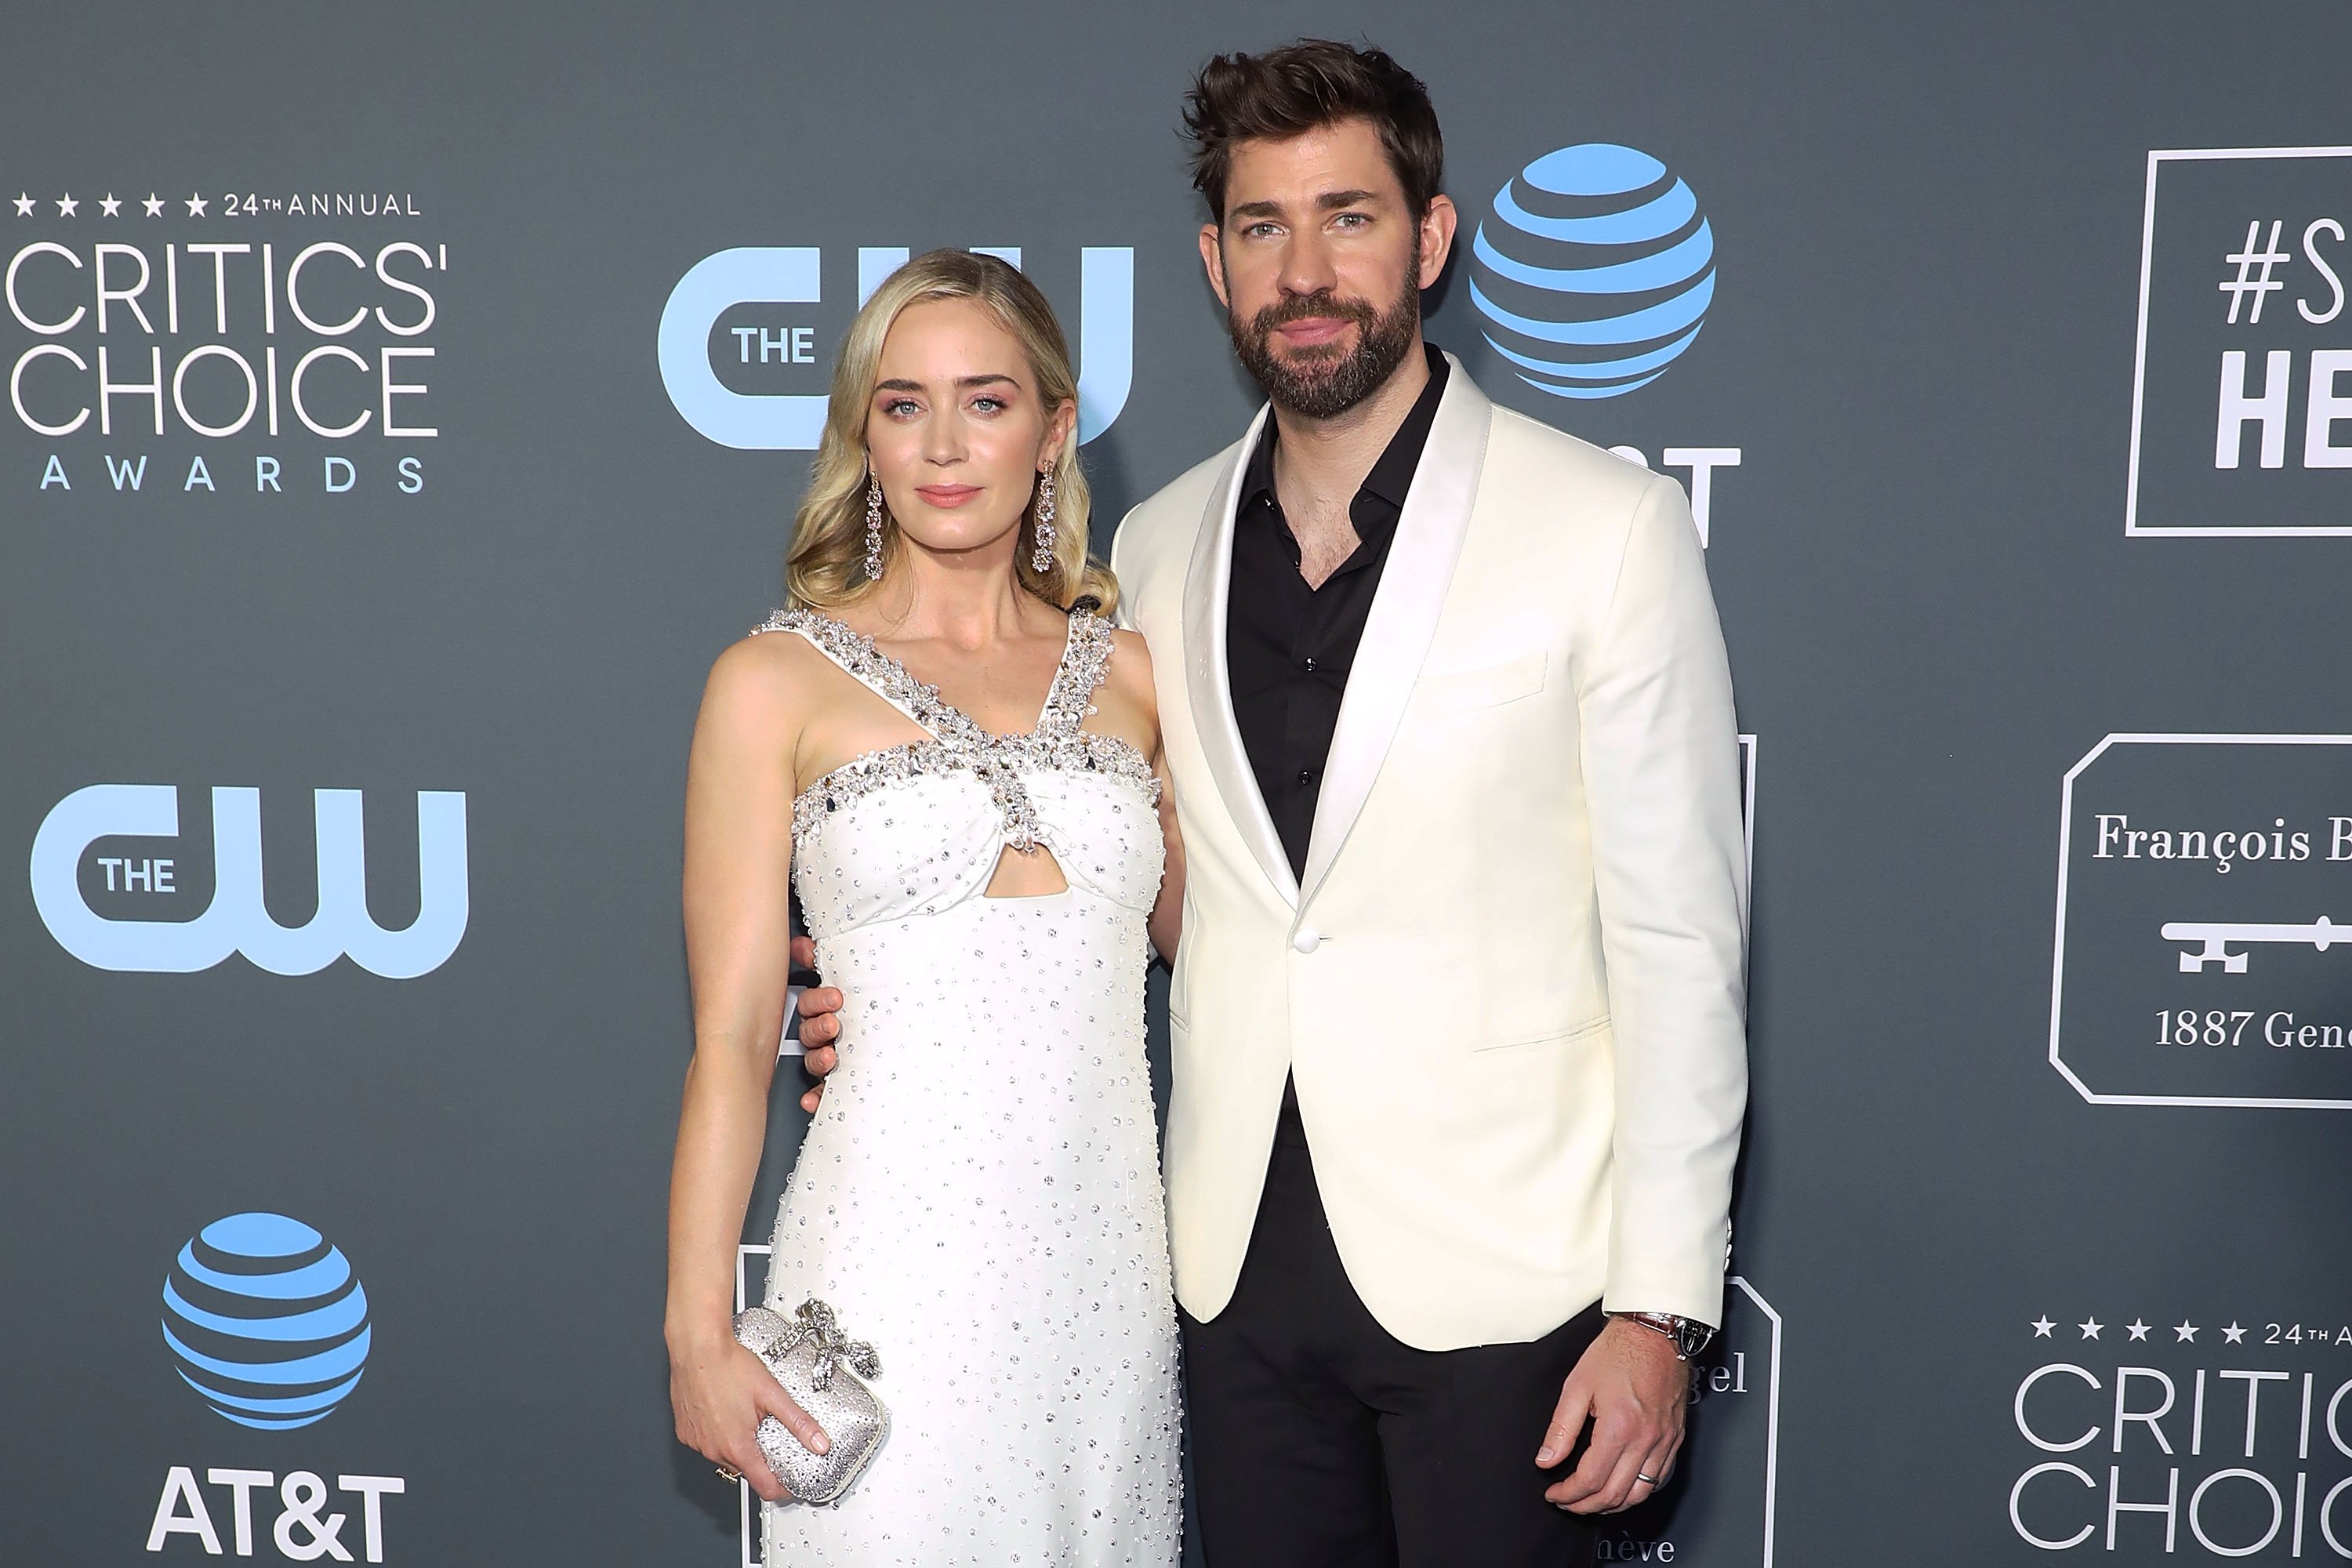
[751,608,1157,852]
[746,600,1181,1565]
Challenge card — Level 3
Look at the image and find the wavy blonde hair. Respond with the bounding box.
[785,249,1116,615]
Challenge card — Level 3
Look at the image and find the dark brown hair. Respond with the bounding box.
[1181,39,1444,223]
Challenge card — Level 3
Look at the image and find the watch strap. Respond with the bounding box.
[1615,1310,1715,1361]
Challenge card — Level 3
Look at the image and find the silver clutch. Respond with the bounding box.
[732,1298,888,1506]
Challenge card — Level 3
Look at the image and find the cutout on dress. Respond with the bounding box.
[984,842,1069,899]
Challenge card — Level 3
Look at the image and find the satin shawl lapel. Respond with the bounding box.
[1300,358,1493,908]
[1181,403,1298,907]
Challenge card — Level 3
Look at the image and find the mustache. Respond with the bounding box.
[1248,290,1380,339]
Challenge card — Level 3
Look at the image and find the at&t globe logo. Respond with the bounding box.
[1469,143,1716,399]
[162,1213,372,1430]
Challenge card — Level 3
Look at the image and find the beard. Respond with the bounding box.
[1228,270,1421,421]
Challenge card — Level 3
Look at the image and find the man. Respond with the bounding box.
[801,38,1748,1566]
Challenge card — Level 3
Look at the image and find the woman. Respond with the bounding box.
[664,249,1183,1566]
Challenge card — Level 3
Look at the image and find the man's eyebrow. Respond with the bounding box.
[1226,190,1385,224]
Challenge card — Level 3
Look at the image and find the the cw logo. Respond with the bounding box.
[659,245,1134,449]
[29,784,468,978]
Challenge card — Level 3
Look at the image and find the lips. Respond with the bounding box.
[913,484,982,507]
[1275,318,1352,347]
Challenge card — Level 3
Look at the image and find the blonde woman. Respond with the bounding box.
[664,251,1183,1565]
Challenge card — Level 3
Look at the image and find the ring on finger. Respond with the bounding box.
[715,1463,744,1485]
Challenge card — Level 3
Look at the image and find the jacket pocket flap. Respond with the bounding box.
[1416,650,1548,710]
[1473,1013,1610,1052]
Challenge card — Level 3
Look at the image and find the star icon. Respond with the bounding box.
[2127,1319,2151,1341]
[184,192,207,217]
[2031,1316,2056,1338]
[55,194,78,216]
[2175,1321,2199,1342]
[2223,1322,2248,1345]
[11,192,32,216]
[99,194,121,216]
[141,193,165,216]
[2078,1318,2104,1340]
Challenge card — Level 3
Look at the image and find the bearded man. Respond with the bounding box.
[1109,38,1751,1567]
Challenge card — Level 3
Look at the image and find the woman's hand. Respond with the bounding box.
[669,1330,833,1502]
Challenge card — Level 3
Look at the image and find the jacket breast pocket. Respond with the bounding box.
[1416,650,1548,712]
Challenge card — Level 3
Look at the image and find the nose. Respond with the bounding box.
[1277,226,1338,301]
[922,405,967,466]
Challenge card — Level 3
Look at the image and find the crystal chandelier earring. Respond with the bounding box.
[864,470,885,580]
[1030,467,1057,575]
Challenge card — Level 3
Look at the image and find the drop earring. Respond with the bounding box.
[1031,468,1057,576]
[864,471,885,580]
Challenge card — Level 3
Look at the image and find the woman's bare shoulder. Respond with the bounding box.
[699,621,836,737]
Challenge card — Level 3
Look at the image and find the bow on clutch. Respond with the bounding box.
[789,1298,881,1390]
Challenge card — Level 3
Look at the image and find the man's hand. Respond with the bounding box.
[1537,1315,1690,1513]
[789,935,843,1112]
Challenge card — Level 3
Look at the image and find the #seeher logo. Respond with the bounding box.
[162,1213,372,1430]
[1469,143,1716,400]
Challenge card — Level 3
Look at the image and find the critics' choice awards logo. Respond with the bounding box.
[660,244,1131,449]
[1469,143,1715,401]
[2127,146,2352,535]
[27,783,468,978]
[2007,1309,2352,1558]
[5,187,445,499]
[2049,735,2352,1109]
[147,1212,406,1562]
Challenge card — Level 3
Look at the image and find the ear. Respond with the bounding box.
[1416,194,1458,291]
[1039,397,1077,467]
[1197,223,1230,310]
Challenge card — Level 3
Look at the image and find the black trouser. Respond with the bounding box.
[1181,1083,1602,1567]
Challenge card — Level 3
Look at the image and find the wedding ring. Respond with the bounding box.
[716,1463,745,1485]
[1636,1472,1661,1486]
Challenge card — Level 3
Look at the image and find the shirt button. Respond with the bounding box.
[1302,655,1319,673]
[1297,768,1316,787]
[1292,928,1321,955]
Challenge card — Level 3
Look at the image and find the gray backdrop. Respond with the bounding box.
[6,2,2350,1563]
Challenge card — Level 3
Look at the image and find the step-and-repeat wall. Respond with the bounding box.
[6,3,2348,1563]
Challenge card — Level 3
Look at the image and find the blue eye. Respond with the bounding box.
[882,397,919,416]
[972,395,1007,414]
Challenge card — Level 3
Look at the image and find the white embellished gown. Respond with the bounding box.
[750,608,1181,1566]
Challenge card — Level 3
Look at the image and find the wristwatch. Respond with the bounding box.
[1614,1311,1715,1361]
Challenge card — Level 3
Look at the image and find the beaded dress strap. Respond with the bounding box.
[1037,613,1116,738]
[750,607,985,747]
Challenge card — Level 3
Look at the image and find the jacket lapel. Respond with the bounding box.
[1300,356,1493,907]
[1181,403,1300,908]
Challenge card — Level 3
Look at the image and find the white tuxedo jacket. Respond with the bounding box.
[1111,356,1748,1351]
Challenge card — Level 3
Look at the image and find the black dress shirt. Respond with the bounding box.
[1226,344,1449,1147]
[1226,345,1450,880]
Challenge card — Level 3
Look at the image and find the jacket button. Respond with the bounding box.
[1292,928,1321,954]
